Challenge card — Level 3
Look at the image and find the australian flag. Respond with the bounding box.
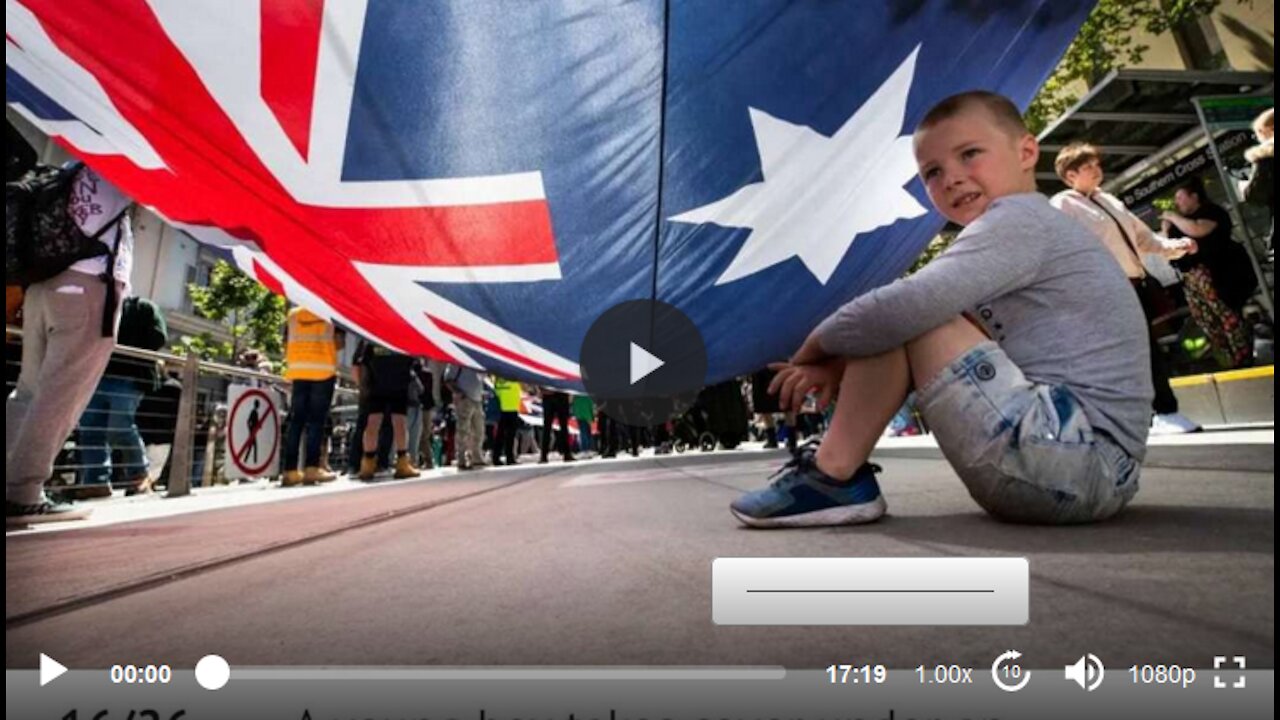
[6,0,1093,387]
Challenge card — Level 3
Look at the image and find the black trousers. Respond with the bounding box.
[599,413,640,456]
[539,392,572,459]
[1133,278,1179,415]
[493,411,519,463]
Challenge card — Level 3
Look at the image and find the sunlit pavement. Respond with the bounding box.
[6,428,1272,671]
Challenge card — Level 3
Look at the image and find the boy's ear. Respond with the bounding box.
[1018,133,1040,171]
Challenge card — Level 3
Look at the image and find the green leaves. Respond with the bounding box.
[1026,0,1227,134]
[174,260,287,363]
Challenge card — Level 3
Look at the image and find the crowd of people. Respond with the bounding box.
[5,100,1274,528]
[317,342,821,479]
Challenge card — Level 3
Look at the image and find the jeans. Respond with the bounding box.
[406,403,423,464]
[283,377,335,472]
[78,376,148,486]
[918,342,1140,524]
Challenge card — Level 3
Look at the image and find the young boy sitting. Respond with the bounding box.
[731,91,1153,528]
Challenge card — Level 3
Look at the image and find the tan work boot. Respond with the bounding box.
[282,469,305,487]
[357,455,377,481]
[393,453,420,480]
[125,474,155,497]
[304,466,337,484]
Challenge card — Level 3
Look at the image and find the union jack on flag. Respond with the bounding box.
[6,0,1092,387]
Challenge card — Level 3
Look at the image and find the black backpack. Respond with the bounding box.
[6,163,128,336]
[106,296,170,392]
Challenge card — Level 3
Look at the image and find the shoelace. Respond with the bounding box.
[791,438,823,458]
[767,450,883,488]
[766,452,811,486]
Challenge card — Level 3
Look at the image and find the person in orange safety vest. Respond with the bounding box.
[282,307,340,486]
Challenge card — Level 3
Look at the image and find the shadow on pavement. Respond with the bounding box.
[833,504,1274,555]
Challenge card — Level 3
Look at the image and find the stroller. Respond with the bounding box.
[671,401,715,453]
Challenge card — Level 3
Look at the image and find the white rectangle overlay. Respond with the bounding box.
[713,558,1029,626]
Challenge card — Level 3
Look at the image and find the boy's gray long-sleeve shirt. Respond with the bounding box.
[814,193,1153,459]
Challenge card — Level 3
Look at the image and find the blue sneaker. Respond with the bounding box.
[730,450,886,528]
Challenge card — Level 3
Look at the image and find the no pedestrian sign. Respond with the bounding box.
[226,385,281,479]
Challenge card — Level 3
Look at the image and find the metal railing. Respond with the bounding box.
[6,325,360,499]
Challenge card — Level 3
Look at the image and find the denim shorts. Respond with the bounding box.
[915,342,1140,524]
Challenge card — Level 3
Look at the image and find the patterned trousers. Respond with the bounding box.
[1182,266,1252,369]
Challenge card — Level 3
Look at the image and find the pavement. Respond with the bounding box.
[6,428,1273,671]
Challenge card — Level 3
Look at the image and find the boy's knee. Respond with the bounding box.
[905,317,991,389]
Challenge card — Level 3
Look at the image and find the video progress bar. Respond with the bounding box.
[234,667,787,681]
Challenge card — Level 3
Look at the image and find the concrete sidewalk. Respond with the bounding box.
[6,429,1273,672]
[9,426,1272,536]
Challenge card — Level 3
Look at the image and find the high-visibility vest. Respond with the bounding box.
[494,379,522,412]
[285,308,337,381]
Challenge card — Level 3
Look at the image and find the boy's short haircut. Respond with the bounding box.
[1054,142,1101,181]
[916,90,1029,139]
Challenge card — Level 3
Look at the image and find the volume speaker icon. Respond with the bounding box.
[1065,654,1105,691]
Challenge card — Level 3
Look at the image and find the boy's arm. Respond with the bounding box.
[811,204,1046,358]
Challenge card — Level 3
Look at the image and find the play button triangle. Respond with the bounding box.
[40,654,67,687]
[630,342,665,385]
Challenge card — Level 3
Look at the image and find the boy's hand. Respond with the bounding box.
[767,359,843,412]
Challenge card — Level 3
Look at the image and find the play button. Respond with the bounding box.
[40,654,67,687]
[630,342,665,385]
[580,300,707,427]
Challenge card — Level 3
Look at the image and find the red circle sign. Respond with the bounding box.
[228,388,280,476]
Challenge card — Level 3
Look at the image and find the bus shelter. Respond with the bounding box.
[1037,68,1273,324]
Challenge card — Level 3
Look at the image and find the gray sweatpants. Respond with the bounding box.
[6,270,121,505]
[454,396,485,468]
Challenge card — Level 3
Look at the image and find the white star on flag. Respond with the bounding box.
[669,46,928,286]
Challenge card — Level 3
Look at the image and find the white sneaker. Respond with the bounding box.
[1150,412,1202,435]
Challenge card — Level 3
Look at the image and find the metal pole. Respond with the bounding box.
[166,351,200,498]
[1192,98,1274,320]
